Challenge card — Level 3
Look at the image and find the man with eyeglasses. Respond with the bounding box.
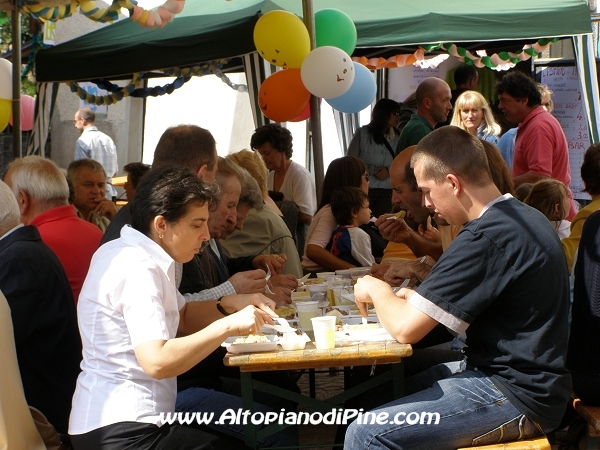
[73,107,118,200]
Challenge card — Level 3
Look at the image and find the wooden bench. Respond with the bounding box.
[457,436,550,450]
[572,393,600,449]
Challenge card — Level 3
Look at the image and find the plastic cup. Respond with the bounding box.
[311,316,336,349]
[316,272,335,283]
[296,301,319,331]
[350,267,372,280]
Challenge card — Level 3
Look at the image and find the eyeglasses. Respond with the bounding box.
[392,111,401,116]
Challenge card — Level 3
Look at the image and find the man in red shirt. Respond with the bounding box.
[496,71,577,219]
[5,156,102,303]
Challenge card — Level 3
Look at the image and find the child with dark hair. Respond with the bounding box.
[326,187,375,267]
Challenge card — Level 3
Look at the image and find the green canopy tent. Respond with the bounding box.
[31,0,595,192]
[36,0,593,82]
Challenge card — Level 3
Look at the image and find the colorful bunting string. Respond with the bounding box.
[66,60,248,106]
[19,0,185,28]
[353,38,559,71]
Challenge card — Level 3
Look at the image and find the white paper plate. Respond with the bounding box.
[222,335,278,353]
[340,314,379,325]
[335,328,395,343]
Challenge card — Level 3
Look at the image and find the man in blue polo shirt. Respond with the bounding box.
[396,77,452,155]
[346,126,571,450]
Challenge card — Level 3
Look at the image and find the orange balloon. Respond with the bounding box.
[258,69,310,122]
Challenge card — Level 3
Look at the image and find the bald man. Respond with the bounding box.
[376,146,443,261]
[396,77,452,154]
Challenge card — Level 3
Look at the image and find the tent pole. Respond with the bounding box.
[11,0,21,158]
[302,0,324,202]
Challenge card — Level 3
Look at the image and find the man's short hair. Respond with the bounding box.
[250,124,294,158]
[0,181,20,235]
[495,71,542,107]
[152,125,217,173]
[7,156,69,208]
[67,159,107,184]
[123,162,151,189]
[411,127,491,187]
[330,186,369,226]
[237,166,264,211]
[582,143,600,196]
[77,107,95,123]
[454,65,478,86]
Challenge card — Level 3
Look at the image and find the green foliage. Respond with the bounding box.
[0,13,33,55]
[0,13,36,96]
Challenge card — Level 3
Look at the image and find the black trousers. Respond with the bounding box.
[70,422,216,450]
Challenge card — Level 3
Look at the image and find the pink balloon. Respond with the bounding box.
[9,94,35,131]
[290,97,322,122]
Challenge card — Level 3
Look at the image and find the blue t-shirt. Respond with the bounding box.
[414,197,571,431]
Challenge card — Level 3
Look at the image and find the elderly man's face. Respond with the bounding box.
[73,112,85,133]
[220,202,252,240]
[208,176,241,239]
[72,168,106,214]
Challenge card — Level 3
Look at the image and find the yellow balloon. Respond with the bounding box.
[253,10,310,69]
[0,98,11,133]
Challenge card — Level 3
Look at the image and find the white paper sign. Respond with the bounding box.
[78,83,108,116]
[411,67,441,92]
[540,66,591,200]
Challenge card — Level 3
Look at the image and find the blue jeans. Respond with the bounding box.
[344,361,544,450]
[176,379,298,448]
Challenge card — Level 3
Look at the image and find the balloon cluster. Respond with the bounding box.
[0,59,36,133]
[253,9,376,122]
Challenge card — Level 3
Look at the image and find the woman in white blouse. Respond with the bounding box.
[69,167,276,450]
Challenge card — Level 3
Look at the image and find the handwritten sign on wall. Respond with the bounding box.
[540,66,590,200]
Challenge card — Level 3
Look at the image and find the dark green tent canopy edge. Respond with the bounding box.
[35,0,592,83]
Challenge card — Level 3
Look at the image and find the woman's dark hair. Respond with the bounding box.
[318,156,367,211]
[130,166,218,236]
[250,124,294,158]
[331,187,369,226]
[581,143,600,195]
[368,98,401,145]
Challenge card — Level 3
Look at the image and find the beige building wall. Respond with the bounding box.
[48,7,144,174]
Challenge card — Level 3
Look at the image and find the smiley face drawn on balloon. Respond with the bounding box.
[253,11,311,69]
[257,69,310,122]
[301,47,355,99]
[259,85,268,113]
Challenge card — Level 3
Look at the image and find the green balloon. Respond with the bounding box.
[315,9,357,56]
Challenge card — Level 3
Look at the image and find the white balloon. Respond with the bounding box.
[0,59,12,100]
[301,46,354,99]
